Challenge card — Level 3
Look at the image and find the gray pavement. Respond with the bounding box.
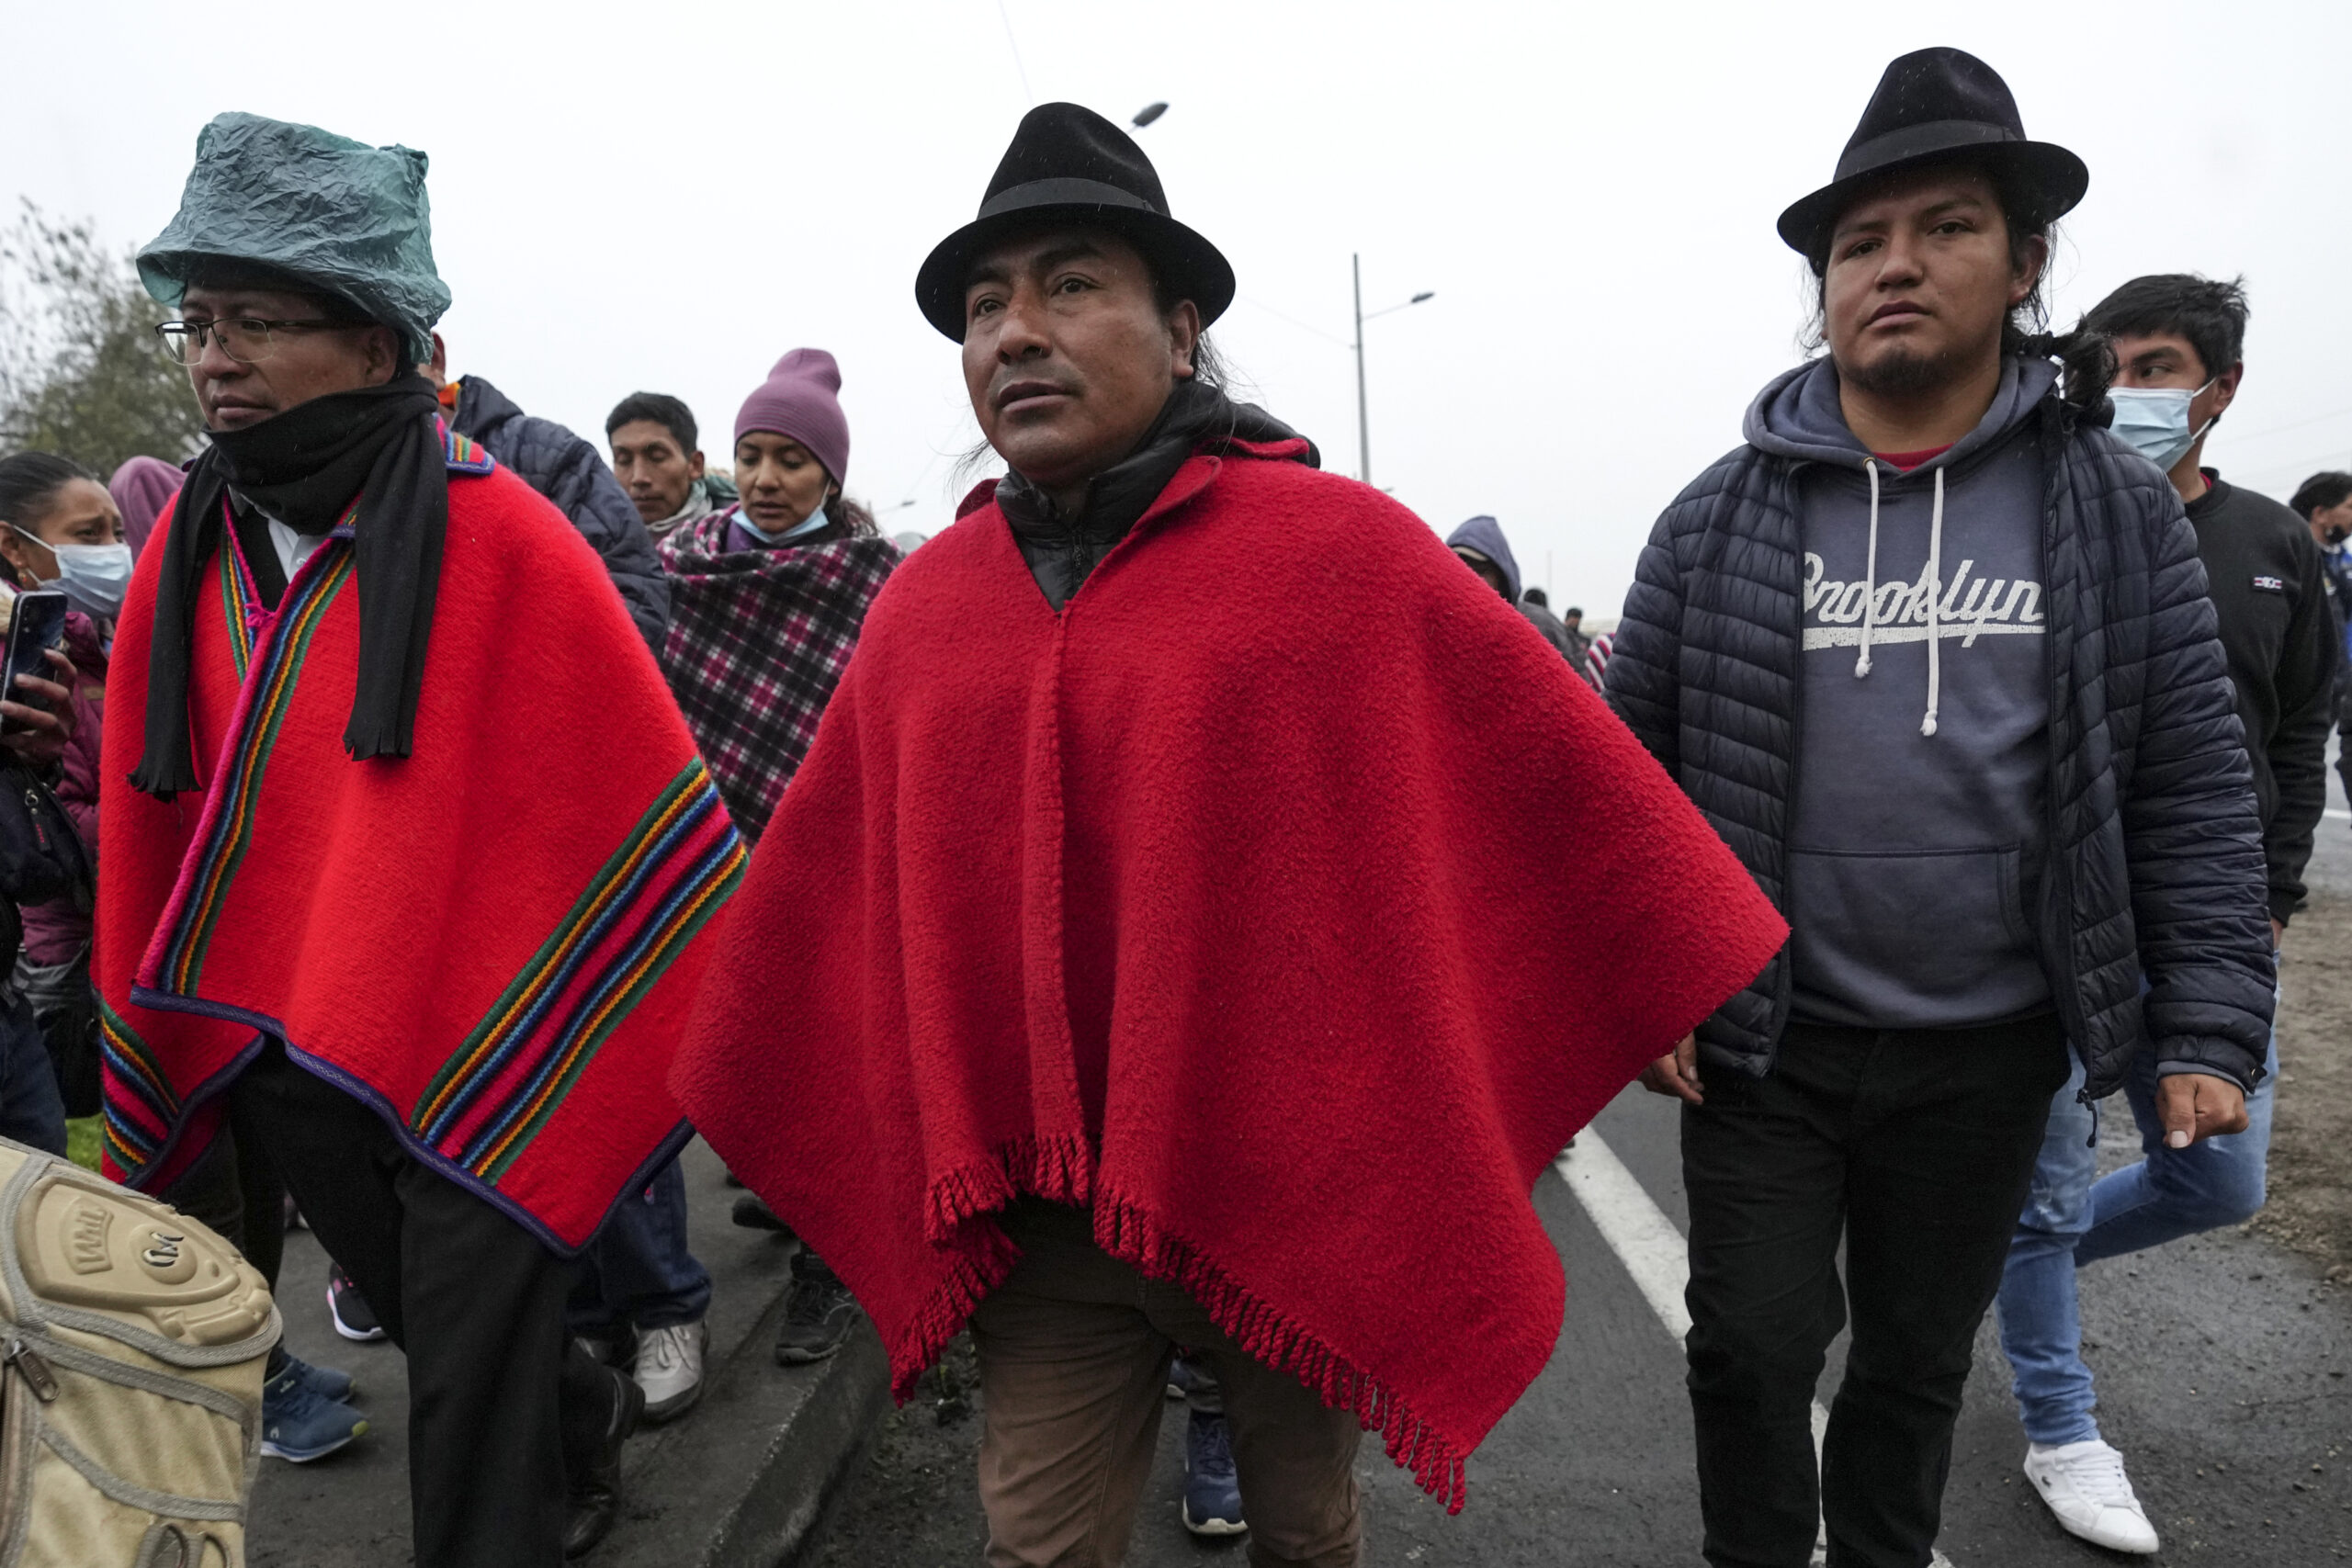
[814,1086,2352,1566]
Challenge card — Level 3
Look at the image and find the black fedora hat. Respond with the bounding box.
[1777,48,2087,265]
[914,102,1235,342]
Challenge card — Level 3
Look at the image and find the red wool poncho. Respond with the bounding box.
[673,441,1786,1506]
[98,435,743,1251]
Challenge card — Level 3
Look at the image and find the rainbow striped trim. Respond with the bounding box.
[156,542,357,995]
[98,998,179,1176]
[412,760,744,1181]
[218,532,256,678]
[444,428,494,474]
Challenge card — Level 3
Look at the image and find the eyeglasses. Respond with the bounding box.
[153,316,359,366]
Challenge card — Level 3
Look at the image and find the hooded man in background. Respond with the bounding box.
[104,114,741,1566]
[1990,274,2337,1554]
[1447,514,1577,660]
[674,103,1786,1567]
[1608,51,2273,1567]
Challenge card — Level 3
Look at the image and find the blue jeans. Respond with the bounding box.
[0,989,65,1156]
[1995,1013,2278,1446]
[568,1156,711,1333]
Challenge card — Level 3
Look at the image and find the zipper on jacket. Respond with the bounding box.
[21,793,44,854]
[6,1337,58,1403]
[1766,460,1804,1055]
[2037,404,2095,1100]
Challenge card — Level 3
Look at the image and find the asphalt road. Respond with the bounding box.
[817,1082,2352,1566]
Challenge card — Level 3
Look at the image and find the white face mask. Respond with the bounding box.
[12,525,132,619]
[2107,378,2218,473]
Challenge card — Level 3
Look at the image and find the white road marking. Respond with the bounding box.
[1556,1132,1957,1568]
[2326,808,2351,821]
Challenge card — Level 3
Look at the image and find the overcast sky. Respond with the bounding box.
[9,1,2348,615]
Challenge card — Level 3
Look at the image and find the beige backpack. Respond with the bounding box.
[0,1138,275,1567]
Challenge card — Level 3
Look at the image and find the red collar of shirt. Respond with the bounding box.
[1871,444,1953,473]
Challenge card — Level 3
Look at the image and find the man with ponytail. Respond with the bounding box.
[104,114,737,1565]
[1991,275,2336,1555]
[1607,49,2274,1568]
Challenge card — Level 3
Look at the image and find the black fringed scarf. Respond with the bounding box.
[133,375,446,797]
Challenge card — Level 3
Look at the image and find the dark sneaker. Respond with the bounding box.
[576,1323,640,1373]
[1166,1351,1208,1402]
[1182,1409,1247,1537]
[564,1366,646,1559]
[260,1362,368,1462]
[729,1192,794,1236]
[287,1352,356,1404]
[326,1266,386,1342]
[774,1250,858,1364]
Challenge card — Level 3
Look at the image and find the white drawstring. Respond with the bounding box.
[1855,460,1881,677]
[1921,466,1945,737]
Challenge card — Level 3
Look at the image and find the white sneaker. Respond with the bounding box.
[633,1321,707,1425]
[2023,1438,2160,1554]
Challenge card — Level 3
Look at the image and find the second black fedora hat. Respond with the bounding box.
[1777,48,2087,265]
[914,102,1236,343]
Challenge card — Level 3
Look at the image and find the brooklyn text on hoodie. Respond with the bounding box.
[1803,551,2045,649]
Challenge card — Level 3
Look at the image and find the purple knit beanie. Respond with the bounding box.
[734,348,850,484]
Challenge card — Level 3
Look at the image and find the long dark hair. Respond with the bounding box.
[1800,163,2110,414]
[824,493,881,537]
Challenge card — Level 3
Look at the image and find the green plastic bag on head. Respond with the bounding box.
[138,111,450,365]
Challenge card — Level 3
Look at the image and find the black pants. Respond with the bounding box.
[166,1111,287,1292]
[1680,1016,2069,1568]
[233,1043,615,1568]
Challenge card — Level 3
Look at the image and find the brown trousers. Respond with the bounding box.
[970,1202,1363,1568]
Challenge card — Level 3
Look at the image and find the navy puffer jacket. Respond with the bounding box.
[450,375,670,651]
[1607,376,2273,1098]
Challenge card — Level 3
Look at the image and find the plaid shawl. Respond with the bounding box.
[658,508,898,840]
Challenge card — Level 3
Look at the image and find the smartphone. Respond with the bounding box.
[0,591,69,733]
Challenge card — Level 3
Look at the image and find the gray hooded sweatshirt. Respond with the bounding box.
[1744,355,2058,1030]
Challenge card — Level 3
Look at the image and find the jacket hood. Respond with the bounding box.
[449,374,521,439]
[1743,354,2059,473]
[1445,514,1522,601]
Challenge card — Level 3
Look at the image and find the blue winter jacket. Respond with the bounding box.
[449,376,669,652]
[1605,368,2274,1098]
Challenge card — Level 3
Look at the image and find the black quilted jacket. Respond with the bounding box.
[450,376,670,652]
[1607,380,2274,1098]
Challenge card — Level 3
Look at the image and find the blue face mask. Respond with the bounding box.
[734,499,833,547]
[11,525,131,619]
[2107,380,2217,473]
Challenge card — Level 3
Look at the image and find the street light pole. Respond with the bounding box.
[1352,254,1372,485]
[1350,257,1433,489]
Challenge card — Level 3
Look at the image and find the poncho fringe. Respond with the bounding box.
[906,1134,1472,1511]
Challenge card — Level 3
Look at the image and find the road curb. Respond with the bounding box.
[600,1291,892,1568]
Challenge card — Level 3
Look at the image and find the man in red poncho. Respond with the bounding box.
[105,114,741,1566]
[673,103,1788,1567]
